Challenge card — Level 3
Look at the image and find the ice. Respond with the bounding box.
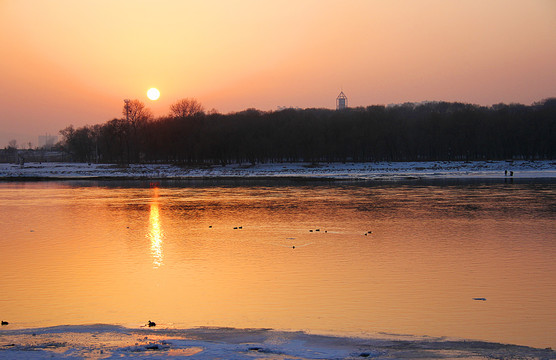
[0,160,555,180]
[0,325,554,359]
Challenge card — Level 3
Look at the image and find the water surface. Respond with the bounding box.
[1,180,555,349]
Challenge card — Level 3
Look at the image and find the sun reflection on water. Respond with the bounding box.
[148,187,164,268]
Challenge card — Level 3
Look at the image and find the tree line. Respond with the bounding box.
[58,98,556,164]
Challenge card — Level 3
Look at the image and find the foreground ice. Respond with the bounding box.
[0,325,554,359]
[0,160,555,180]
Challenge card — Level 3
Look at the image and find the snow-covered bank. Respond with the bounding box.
[0,160,555,180]
[1,325,554,359]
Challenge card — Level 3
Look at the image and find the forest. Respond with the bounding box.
[57,98,556,164]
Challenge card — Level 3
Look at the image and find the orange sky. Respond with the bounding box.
[1,0,555,147]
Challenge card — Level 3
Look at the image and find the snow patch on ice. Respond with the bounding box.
[1,325,554,359]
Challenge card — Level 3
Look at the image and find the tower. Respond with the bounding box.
[336,91,347,110]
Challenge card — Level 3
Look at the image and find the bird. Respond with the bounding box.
[147,320,156,327]
[1,321,8,326]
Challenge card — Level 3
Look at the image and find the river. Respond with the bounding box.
[1,179,555,349]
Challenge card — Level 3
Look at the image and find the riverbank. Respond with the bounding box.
[1,160,555,180]
[1,325,554,359]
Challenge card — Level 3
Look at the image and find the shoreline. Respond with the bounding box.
[1,160,555,181]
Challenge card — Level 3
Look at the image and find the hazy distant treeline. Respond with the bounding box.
[58,98,556,164]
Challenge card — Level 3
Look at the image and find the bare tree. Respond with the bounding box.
[123,99,153,127]
[170,98,204,118]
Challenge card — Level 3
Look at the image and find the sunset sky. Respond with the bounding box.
[1,0,555,147]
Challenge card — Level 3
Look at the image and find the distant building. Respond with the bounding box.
[38,134,58,149]
[336,91,348,110]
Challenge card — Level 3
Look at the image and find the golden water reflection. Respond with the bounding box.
[148,187,164,268]
[1,182,556,349]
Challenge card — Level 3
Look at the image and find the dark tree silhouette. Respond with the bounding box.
[121,100,153,163]
[123,100,153,127]
[170,98,204,118]
[57,98,556,164]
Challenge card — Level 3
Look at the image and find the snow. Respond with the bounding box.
[0,325,554,359]
[0,160,555,180]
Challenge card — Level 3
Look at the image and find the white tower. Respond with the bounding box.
[336,91,347,110]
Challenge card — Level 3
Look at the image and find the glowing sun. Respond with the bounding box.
[147,88,160,100]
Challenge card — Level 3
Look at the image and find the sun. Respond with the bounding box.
[147,88,160,101]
